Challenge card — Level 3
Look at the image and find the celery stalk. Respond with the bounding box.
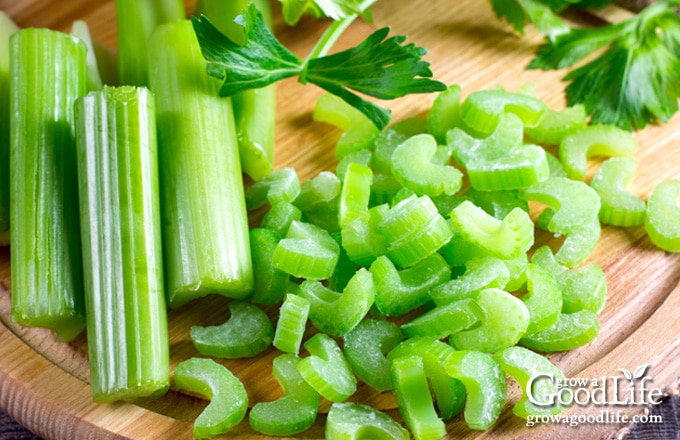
[115,0,185,86]
[148,20,253,307]
[0,12,18,244]
[75,86,170,402]
[10,28,88,341]
[194,0,276,181]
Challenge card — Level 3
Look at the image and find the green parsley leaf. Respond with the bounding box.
[192,3,446,129]
[529,0,680,130]
[488,0,570,42]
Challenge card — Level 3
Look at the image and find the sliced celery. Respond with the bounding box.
[644,179,680,252]
[339,162,373,227]
[429,257,510,306]
[391,354,447,440]
[246,167,301,210]
[272,220,340,280]
[174,357,248,439]
[390,133,463,196]
[261,201,302,237]
[388,337,466,421]
[297,333,357,402]
[0,12,18,240]
[298,268,375,336]
[326,402,409,440]
[524,104,587,146]
[460,88,547,134]
[249,228,290,305]
[273,293,310,354]
[249,354,319,436]
[190,301,274,359]
[590,157,646,227]
[401,298,484,340]
[343,319,403,392]
[427,84,466,144]
[466,188,529,220]
[520,309,600,352]
[559,124,638,181]
[337,149,373,182]
[10,28,88,341]
[521,263,562,335]
[294,171,341,211]
[148,20,253,307]
[340,204,388,266]
[75,86,169,402]
[115,0,185,86]
[373,117,428,175]
[442,350,506,430]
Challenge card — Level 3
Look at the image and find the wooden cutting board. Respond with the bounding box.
[1,0,679,439]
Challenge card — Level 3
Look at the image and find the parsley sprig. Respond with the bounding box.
[191,3,446,130]
[490,0,680,130]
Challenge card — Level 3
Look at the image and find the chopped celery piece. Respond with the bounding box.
[294,171,341,211]
[0,12,18,239]
[370,253,451,316]
[339,162,373,227]
[391,354,447,440]
[449,113,549,191]
[261,202,302,237]
[644,179,680,252]
[559,124,638,181]
[492,346,567,418]
[503,252,530,292]
[466,188,529,220]
[427,84,466,144]
[174,357,248,439]
[460,88,547,134]
[336,149,372,182]
[449,201,534,260]
[273,293,310,354]
[328,231,357,292]
[520,309,600,352]
[326,402,409,440]
[249,354,319,436]
[521,263,562,335]
[379,195,453,268]
[115,0,185,86]
[246,167,301,210]
[450,288,530,353]
[531,245,606,314]
[148,19,253,307]
[388,337,466,420]
[298,268,375,336]
[546,151,568,177]
[343,319,403,392]
[391,133,463,197]
[401,298,483,340]
[301,196,341,233]
[314,93,380,159]
[190,301,274,359]
[521,177,601,267]
[341,204,388,267]
[442,350,506,430]
[10,28,88,341]
[272,220,340,280]
[590,157,646,227]
[373,117,428,175]
[297,333,357,402]
[75,86,169,402]
[524,104,587,145]
[249,228,290,305]
[430,257,509,306]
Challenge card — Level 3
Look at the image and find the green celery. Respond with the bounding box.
[174,357,248,438]
[401,298,484,340]
[373,117,428,175]
[521,263,563,335]
[466,188,529,220]
[391,354,447,440]
[520,309,601,352]
[249,354,319,436]
[442,350,506,430]
[190,301,274,359]
[644,179,680,252]
[273,293,310,354]
[249,228,290,305]
[524,104,587,146]
[261,201,302,237]
[336,149,373,183]
[0,12,18,243]
[343,319,403,392]
[340,204,388,267]
[75,86,169,402]
[10,28,88,341]
[195,0,276,180]
[461,88,547,134]
[148,20,253,307]
[326,402,409,440]
[115,0,185,86]
[590,157,646,227]
[427,84,466,144]
[246,167,301,210]
[293,171,341,211]
[339,162,373,227]
[430,257,510,306]
[70,20,104,91]
[272,220,340,280]
[297,333,357,402]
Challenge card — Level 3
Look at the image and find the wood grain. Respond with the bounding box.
[1,0,679,439]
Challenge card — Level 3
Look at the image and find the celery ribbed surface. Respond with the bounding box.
[0,12,18,236]
[10,28,88,342]
[75,86,169,402]
[148,20,254,307]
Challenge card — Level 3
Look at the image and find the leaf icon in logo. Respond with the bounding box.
[619,368,633,381]
[633,363,651,380]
